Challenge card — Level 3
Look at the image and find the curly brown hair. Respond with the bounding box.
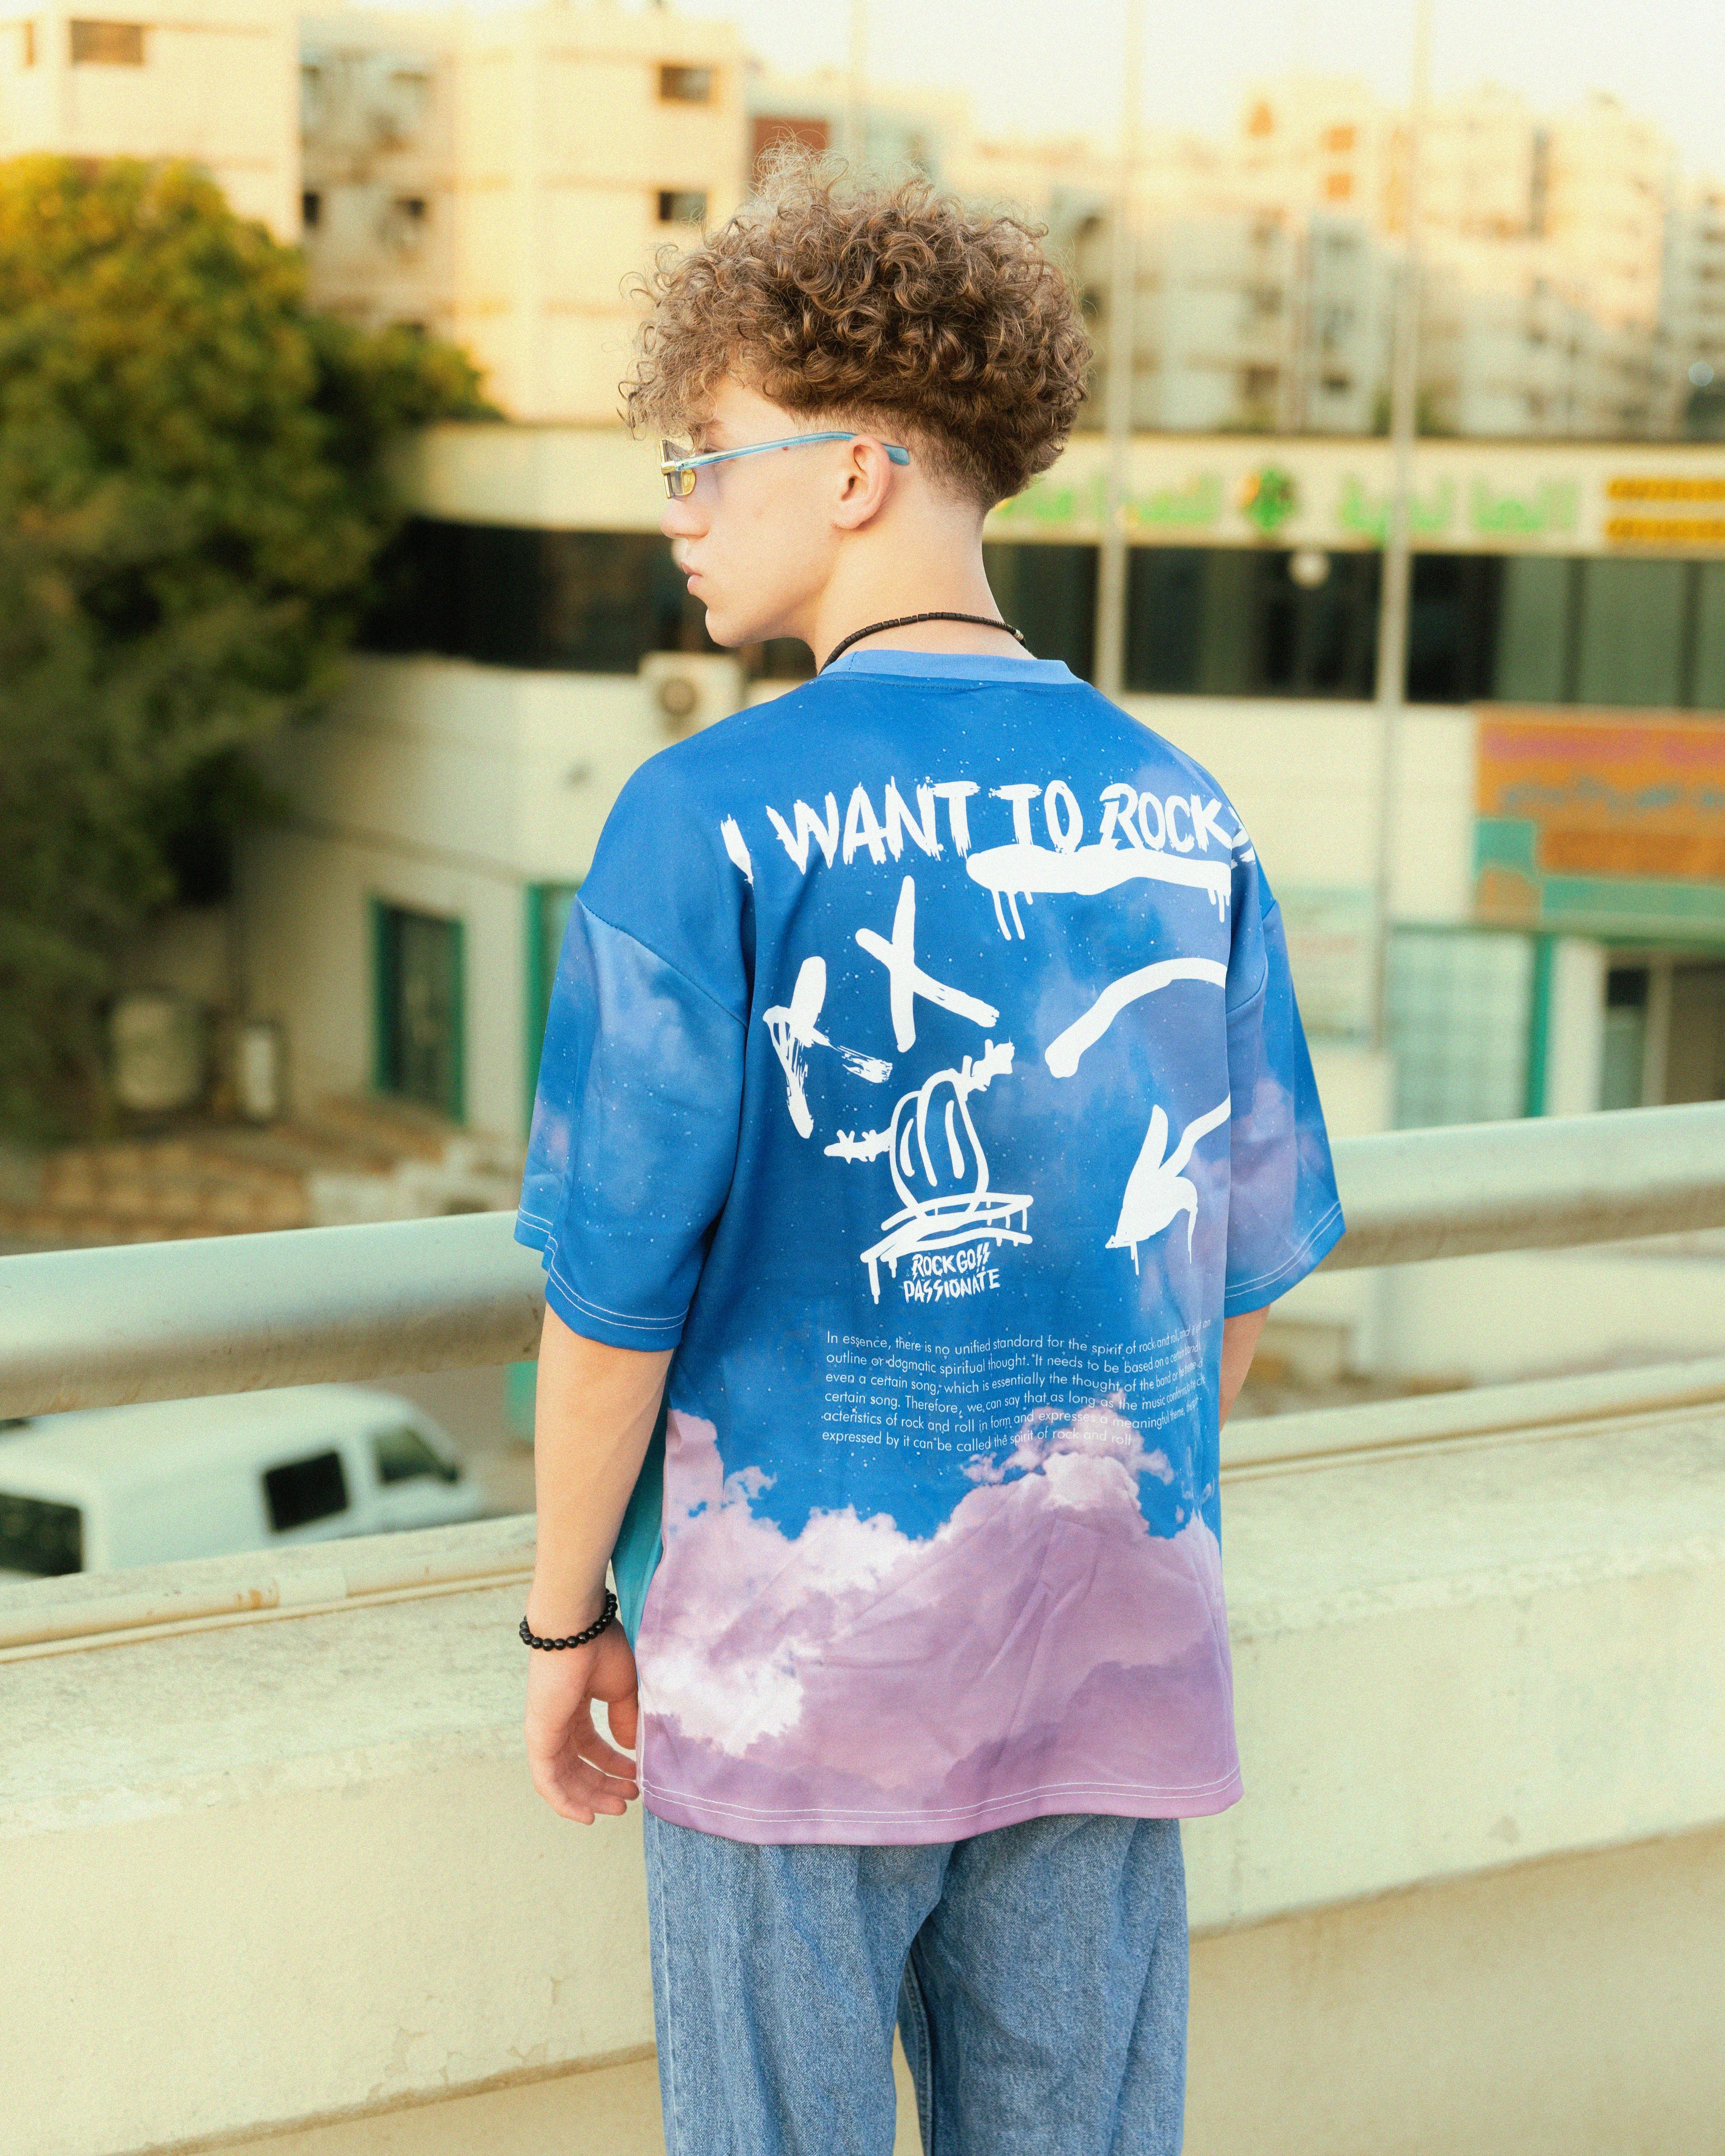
[623,155,1091,508]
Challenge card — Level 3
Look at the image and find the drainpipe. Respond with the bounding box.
[1094,0,1145,700]
[1369,0,1433,1055]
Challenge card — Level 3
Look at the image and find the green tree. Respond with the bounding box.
[0,154,487,1137]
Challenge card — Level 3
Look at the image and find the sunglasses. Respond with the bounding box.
[660,431,911,498]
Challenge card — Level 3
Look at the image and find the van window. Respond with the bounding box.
[263,1451,349,1532]
[0,1492,82,1576]
[372,1424,460,1486]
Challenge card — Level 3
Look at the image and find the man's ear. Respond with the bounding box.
[831,436,900,533]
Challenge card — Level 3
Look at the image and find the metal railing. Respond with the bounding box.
[3,1101,1725,1423]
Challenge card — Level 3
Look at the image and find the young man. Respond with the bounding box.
[516,161,1342,2156]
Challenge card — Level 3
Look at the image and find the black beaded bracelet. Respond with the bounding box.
[519,1591,618,1651]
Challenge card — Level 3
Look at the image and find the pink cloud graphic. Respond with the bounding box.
[635,1401,1241,1844]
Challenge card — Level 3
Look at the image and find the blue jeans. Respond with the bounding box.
[643,1809,1188,2156]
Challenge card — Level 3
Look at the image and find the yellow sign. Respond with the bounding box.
[1603,476,1725,548]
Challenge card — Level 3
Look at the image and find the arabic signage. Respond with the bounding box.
[1474,710,1725,934]
[985,437,1725,556]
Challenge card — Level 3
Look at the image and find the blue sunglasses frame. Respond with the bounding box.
[660,431,911,497]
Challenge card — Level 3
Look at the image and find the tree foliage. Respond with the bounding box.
[0,154,487,1136]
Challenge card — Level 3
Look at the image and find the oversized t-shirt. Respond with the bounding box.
[518,649,1342,1846]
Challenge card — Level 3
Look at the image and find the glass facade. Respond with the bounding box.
[364,520,1725,712]
[366,524,717,674]
[982,541,1096,680]
[1386,928,1536,1128]
[1126,548,1382,699]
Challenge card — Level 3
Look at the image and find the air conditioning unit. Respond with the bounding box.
[639,652,746,738]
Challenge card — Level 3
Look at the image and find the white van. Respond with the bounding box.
[0,1386,486,1579]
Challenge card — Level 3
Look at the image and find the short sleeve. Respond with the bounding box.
[516,897,746,1350]
[1222,870,1345,1315]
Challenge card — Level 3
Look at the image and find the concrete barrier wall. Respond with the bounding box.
[5,1389,1722,2156]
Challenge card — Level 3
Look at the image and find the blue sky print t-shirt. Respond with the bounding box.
[518,651,1343,1845]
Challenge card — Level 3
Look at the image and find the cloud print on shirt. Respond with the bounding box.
[634,1402,1241,1839]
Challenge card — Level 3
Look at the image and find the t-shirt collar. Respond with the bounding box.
[821,648,1076,685]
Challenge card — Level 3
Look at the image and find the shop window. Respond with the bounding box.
[1492,556,1573,702]
[1125,549,1377,699]
[1601,965,1649,1110]
[659,63,713,102]
[374,903,464,1121]
[982,542,1097,681]
[657,189,708,226]
[1691,563,1725,711]
[1407,554,1501,703]
[69,17,142,61]
[1387,928,1534,1128]
[1664,962,1725,1103]
[1574,558,1687,707]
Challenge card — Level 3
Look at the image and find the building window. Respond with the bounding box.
[1324,170,1354,202]
[1492,555,1574,701]
[301,189,322,230]
[982,542,1096,681]
[1125,548,1380,700]
[753,115,830,175]
[1601,964,1649,1109]
[658,63,713,103]
[397,195,427,225]
[1323,124,1358,153]
[361,523,719,673]
[1695,563,1725,710]
[1573,558,1688,707]
[1604,958,1725,1106]
[657,189,708,226]
[373,902,464,1122]
[1388,928,1535,1128]
[69,18,143,63]
[264,1451,350,1533]
[20,20,35,64]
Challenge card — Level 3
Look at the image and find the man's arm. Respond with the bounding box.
[523,1307,671,1825]
[1219,1308,1267,1427]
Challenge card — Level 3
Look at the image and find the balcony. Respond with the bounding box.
[5,1105,1725,2156]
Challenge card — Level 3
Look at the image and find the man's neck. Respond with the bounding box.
[802,523,1033,669]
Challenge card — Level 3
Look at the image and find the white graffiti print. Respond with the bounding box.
[856,876,1000,1053]
[1108,1097,1231,1269]
[1044,957,1229,1078]
[826,1040,1032,1302]
[762,957,892,1140]
[966,782,1235,939]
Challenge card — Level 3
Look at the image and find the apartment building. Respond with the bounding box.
[0,0,298,233]
[299,4,746,421]
[1662,176,1725,434]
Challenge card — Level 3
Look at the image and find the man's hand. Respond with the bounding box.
[524,1623,642,1824]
